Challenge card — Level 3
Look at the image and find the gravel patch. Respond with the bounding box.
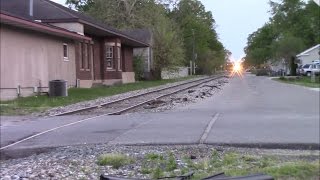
[1,144,318,180]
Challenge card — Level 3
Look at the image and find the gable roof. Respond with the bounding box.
[0,0,149,47]
[297,44,320,57]
[0,10,91,41]
[122,29,153,44]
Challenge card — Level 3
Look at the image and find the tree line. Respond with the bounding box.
[244,0,320,70]
[66,0,226,79]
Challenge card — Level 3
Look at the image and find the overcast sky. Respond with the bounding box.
[52,0,272,60]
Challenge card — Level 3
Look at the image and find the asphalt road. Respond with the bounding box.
[1,74,319,152]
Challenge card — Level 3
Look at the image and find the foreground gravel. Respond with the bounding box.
[1,144,319,180]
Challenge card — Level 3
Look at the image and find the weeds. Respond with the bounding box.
[152,167,164,179]
[112,150,319,179]
[166,152,177,171]
[145,153,164,161]
[97,153,134,169]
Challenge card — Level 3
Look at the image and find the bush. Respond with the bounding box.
[133,55,144,81]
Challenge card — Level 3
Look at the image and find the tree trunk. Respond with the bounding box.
[290,56,297,76]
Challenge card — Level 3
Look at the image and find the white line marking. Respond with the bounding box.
[199,113,220,144]
[0,114,109,150]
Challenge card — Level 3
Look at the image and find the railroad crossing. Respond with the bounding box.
[1,74,319,158]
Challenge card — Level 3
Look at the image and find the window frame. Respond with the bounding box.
[105,45,114,70]
[63,43,69,61]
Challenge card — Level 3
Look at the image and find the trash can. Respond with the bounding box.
[49,80,68,97]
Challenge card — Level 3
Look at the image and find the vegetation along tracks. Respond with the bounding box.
[53,75,227,116]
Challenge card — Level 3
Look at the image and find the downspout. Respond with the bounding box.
[29,0,33,17]
[148,47,151,72]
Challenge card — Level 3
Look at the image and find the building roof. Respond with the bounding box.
[296,44,320,57]
[122,29,153,44]
[0,0,149,47]
[0,11,91,41]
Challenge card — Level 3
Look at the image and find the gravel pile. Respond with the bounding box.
[1,145,318,180]
[136,78,229,113]
[39,77,209,117]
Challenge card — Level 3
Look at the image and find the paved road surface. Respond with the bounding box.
[1,74,319,151]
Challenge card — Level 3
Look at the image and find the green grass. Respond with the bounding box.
[274,76,320,88]
[189,152,320,180]
[0,76,201,115]
[166,152,178,171]
[145,153,164,161]
[141,152,178,178]
[97,153,134,169]
[176,151,318,180]
[95,151,319,179]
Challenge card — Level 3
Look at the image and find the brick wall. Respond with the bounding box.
[122,46,133,72]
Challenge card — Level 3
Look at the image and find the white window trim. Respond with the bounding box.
[63,43,69,61]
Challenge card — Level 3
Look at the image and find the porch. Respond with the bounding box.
[76,37,135,88]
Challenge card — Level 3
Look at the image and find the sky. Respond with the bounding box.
[52,0,272,61]
[200,0,271,61]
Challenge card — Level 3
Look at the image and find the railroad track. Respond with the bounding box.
[53,75,227,116]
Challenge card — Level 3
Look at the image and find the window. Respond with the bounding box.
[63,43,68,60]
[79,42,91,70]
[82,43,88,69]
[105,46,114,69]
[117,47,121,71]
[303,64,310,68]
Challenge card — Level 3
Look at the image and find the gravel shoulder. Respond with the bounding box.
[1,144,319,180]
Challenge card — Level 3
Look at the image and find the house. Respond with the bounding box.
[267,59,286,73]
[296,44,320,65]
[0,0,148,100]
[0,11,90,100]
[123,29,153,79]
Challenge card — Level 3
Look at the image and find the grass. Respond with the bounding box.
[274,76,320,88]
[0,76,201,115]
[141,151,320,180]
[141,152,178,179]
[97,153,134,169]
[188,152,320,180]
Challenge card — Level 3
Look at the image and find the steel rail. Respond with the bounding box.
[108,76,224,115]
[53,75,226,116]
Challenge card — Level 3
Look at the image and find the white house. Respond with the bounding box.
[296,44,320,65]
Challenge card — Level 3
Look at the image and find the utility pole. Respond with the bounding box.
[192,29,195,75]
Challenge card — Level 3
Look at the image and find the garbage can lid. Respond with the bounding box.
[51,80,66,82]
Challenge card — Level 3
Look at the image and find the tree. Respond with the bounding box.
[244,23,277,66]
[244,0,319,68]
[170,0,225,74]
[271,33,305,75]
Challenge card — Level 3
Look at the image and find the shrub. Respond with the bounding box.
[133,55,144,81]
[256,69,270,76]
